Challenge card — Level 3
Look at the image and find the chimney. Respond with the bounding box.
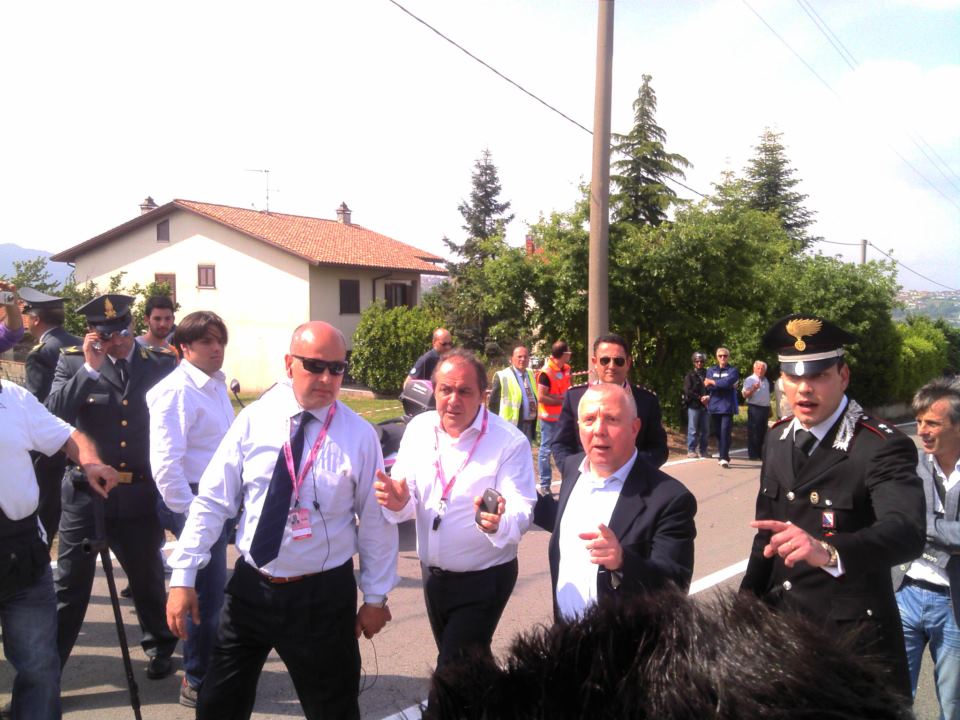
[140,196,158,215]
[336,202,352,224]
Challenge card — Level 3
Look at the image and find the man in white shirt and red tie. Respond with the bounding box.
[376,349,537,669]
[165,321,398,720]
[147,311,235,708]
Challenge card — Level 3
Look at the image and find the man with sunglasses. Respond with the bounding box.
[166,321,398,720]
[705,348,739,468]
[405,327,453,388]
[552,333,668,471]
[45,293,179,679]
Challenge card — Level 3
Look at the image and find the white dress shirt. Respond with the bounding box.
[383,407,537,572]
[907,455,960,587]
[0,380,73,521]
[147,359,235,513]
[556,451,637,619]
[168,380,399,603]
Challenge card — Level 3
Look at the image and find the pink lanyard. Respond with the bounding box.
[434,407,489,503]
[283,403,337,507]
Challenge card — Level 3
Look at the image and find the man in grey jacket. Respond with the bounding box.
[892,377,960,719]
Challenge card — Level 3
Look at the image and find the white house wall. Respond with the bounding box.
[70,210,310,391]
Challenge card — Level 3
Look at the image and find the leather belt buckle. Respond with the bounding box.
[117,471,133,485]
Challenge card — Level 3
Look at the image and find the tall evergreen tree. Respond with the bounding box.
[446,148,514,265]
[610,74,691,226]
[744,128,818,250]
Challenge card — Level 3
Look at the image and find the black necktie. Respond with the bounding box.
[115,358,129,387]
[792,429,817,474]
[249,412,312,567]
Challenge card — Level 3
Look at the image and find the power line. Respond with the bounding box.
[866,242,958,292]
[796,0,960,194]
[742,0,960,212]
[384,0,591,134]
[385,0,708,200]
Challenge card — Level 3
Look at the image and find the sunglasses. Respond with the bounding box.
[293,355,349,376]
[598,356,627,367]
[97,328,132,341]
[717,354,729,358]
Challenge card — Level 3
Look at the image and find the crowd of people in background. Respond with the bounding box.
[1,281,958,720]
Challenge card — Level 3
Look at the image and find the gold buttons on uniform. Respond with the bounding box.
[120,441,127,448]
[810,491,820,504]
[786,491,795,501]
[783,581,793,591]
[121,420,128,427]
[119,462,127,468]
[122,399,129,406]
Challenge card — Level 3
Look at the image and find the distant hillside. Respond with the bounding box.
[0,243,74,287]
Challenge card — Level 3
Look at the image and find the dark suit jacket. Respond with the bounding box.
[25,326,81,402]
[892,452,960,624]
[740,406,924,697]
[534,452,697,621]
[553,384,668,469]
[46,344,176,519]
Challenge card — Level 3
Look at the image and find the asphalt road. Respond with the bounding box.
[1,426,940,719]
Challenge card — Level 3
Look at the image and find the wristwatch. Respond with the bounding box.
[819,541,839,568]
[366,597,388,608]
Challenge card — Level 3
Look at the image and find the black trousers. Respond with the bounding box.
[197,557,360,720]
[747,404,771,459]
[55,479,175,667]
[421,558,518,669]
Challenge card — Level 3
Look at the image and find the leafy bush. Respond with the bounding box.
[894,318,948,402]
[350,301,443,395]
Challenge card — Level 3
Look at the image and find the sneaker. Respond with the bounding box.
[686,452,698,459]
[719,459,730,468]
[180,678,199,708]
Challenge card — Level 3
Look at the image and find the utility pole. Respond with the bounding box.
[860,238,867,264]
[588,0,614,374]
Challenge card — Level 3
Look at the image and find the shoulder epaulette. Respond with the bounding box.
[570,381,590,390]
[857,414,897,439]
[143,345,176,356]
[771,415,793,429]
[30,342,44,352]
[62,345,84,355]
[634,384,658,397]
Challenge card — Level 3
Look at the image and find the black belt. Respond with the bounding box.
[905,576,950,595]
[426,558,517,578]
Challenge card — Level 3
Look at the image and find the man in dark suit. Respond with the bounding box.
[20,287,82,545]
[892,377,960,717]
[46,293,179,679]
[552,333,668,470]
[740,314,925,698]
[534,383,696,620]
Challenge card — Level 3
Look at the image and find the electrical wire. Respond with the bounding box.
[384,0,707,199]
[742,0,960,212]
[795,0,960,194]
[866,242,958,292]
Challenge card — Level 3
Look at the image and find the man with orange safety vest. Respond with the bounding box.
[536,341,572,495]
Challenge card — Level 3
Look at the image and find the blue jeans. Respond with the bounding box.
[897,580,960,720]
[686,407,708,455]
[711,413,733,462]
[538,420,558,488]
[159,498,229,689]
[1,565,61,720]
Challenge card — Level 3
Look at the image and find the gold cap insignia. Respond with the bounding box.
[785,318,822,352]
[810,491,820,504]
[104,298,116,319]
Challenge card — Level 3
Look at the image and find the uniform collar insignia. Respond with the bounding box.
[833,399,863,452]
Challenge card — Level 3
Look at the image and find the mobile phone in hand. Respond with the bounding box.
[475,487,502,525]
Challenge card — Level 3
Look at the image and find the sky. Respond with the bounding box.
[2,0,957,292]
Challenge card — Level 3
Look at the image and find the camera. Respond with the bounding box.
[0,291,15,305]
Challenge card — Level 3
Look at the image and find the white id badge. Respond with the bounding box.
[289,507,313,540]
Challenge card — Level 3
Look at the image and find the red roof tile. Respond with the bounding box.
[52,199,448,275]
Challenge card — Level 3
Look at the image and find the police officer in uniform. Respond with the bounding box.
[20,287,82,545]
[46,294,179,678]
[740,314,925,697]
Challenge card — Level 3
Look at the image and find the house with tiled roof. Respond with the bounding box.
[51,197,447,390]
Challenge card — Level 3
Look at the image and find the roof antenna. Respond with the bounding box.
[244,169,275,212]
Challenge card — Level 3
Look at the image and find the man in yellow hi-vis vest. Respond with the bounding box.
[489,345,538,442]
